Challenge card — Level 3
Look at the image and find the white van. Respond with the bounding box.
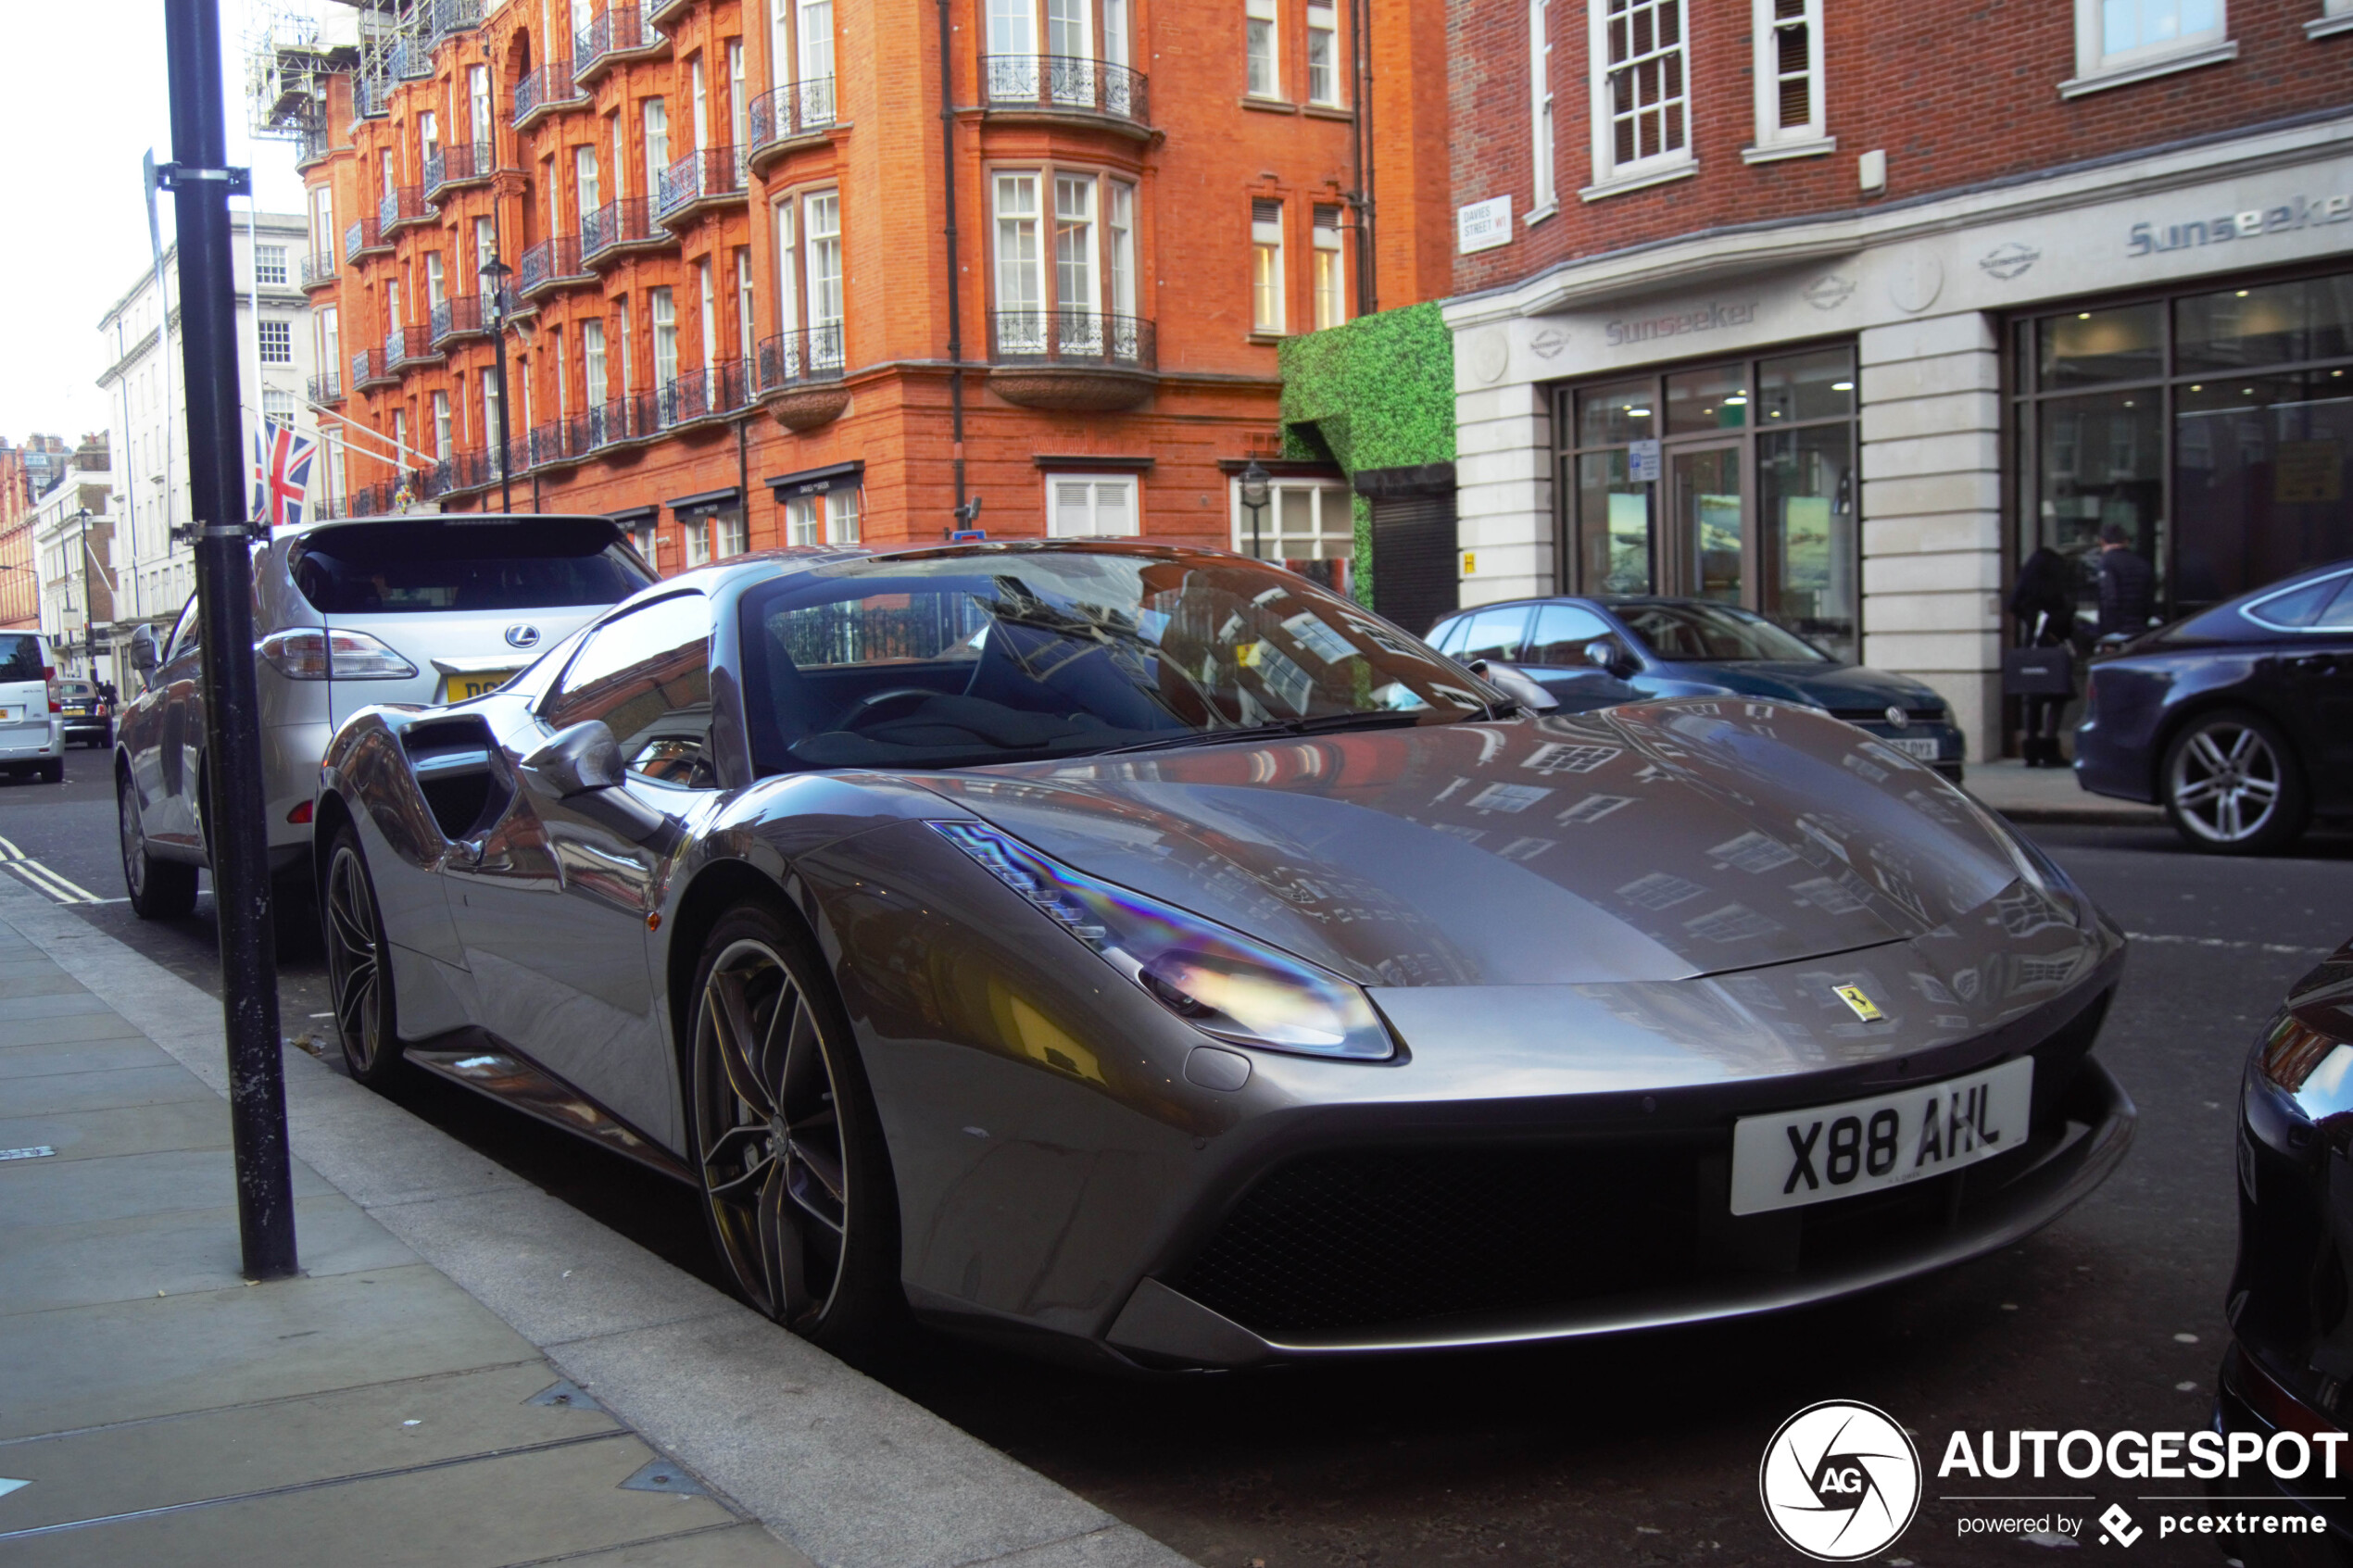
[0,631,65,784]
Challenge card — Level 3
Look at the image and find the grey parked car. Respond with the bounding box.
[313,540,2132,1368]
[114,514,653,917]
[0,631,65,783]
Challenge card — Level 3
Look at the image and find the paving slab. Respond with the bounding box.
[0,1097,232,1163]
[0,1147,335,1230]
[0,1263,540,1440]
[0,1362,621,1531]
[515,1523,819,1568]
[0,1193,418,1315]
[0,1011,151,1049]
[0,991,119,1022]
[0,1430,736,1568]
[0,971,89,999]
[0,1035,180,1079]
[0,1063,220,1116]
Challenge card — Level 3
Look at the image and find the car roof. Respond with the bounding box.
[279,511,628,541]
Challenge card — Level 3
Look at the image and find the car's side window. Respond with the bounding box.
[165,596,202,668]
[1527,604,1614,666]
[542,594,715,786]
[1453,606,1534,663]
[2314,578,2353,632]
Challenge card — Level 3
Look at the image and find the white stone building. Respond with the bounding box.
[30,443,118,684]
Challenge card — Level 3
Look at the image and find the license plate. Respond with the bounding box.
[439,671,518,703]
[0,708,17,723]
[1729,1056,2033,1215]
[1887,735,1942,761]
[64,707,89,717]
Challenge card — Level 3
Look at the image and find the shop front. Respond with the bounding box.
[1444,119,2353,757]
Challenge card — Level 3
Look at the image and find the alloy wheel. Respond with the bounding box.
[2167,720,2283,846]
[696,937,849,1330]
[325,844,384,1075]
[118,780,146,901]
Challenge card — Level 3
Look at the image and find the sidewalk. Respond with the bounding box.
[0,879,1193,1568]
[1963,758,2166,827]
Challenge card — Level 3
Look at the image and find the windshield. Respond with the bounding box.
[0,634,44,681]
[739,544,1495,774]
[289,519,653,615]
[1614,602,1833,663]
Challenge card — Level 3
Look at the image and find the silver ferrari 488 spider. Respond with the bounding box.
[316,540,2132,1368]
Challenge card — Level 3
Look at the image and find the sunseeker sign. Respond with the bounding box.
[2127,193,2353,256]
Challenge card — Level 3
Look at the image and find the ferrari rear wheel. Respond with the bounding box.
[118,768,196,920]
[689,904,900,1353]
[322,826,404,1086]
[2161,708,2308,856]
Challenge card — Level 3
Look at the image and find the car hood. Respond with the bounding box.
[1653,660,1940,711]
[913,700,2041,986]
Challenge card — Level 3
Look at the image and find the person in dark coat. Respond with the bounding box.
[2009,546,2074,767]
[2095,522,2157,642]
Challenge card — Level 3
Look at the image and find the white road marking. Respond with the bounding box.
[0,844,107,905]
[2123,931,2333,958]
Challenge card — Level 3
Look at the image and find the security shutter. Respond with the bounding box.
[1369,491,1458,636]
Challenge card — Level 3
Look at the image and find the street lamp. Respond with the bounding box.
[1238,459,1271,560]
[482,252,515,511]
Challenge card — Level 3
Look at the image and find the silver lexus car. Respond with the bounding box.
[313,540,2132,1368]
[114,514,653,916]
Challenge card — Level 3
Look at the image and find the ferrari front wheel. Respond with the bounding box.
[688,903,901,1354]
[322,826,404,1087]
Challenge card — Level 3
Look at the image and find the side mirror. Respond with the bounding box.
[522,720,625,797]
[1583,635,1639,680]
[1467,658,1559,714]
[130,624,159,676]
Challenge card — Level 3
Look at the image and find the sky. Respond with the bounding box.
[0,0,308,444]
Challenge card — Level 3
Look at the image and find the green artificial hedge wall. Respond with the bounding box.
[1277,302,1455,607]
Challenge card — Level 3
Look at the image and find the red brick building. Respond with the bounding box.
[289,0,1448,576]
[1438,0,2353,754]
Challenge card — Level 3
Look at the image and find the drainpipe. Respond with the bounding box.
[938,0,966,525]
[1350,0,1376,317]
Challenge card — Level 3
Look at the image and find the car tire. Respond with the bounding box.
[119,770,197,919]
[2161,708,2309,856]
[321,826,404,1087]
[686,901,903,1355]
[39,758,63,783]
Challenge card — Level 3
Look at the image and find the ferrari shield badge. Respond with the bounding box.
[1833,985,1884,1022]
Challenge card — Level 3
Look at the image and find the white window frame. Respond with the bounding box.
[469,65,493,147]
[1305,3,1340,104]
[728,40,749,151]
[650,286,678,391]
[1311,206,1345,330]
[736,246,756,358]
[425,250,447,308]
[473,217,497,287]
[714,508,748,558]
[1529,0,1556,216]
[1743,0,1831,161]
[685,517,712,566]
[1584,0,1694,200]
[2311,0,2353,40]
[311,186,335,264]
[698,259,719,368]
[431,390,452,460]
[258,319,294,364]
[256,244,289,286]
[1245,0,1281,99]
[1251,199,1285,335]
[1045,472,1139,538]
[583,318,609,407]
[1229,475,1352,561]
[575,144,600,218]
[642,99,670,197]
[2062,0,2233,95]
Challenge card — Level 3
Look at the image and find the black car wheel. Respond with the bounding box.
[119,768,197,919]
[2161,708,2309,856]
[688,903,900,1352]
[38,758,62,783]
[322,827,403,1085]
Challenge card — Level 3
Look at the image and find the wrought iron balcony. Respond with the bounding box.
[576,6,669,82]
[429,0,482,39]
[345,215,391,260]
[527,417,585,470]
[979,55,1149,126]
[518,234,593,297]
[381,184,431,233]
[424,142,493,201]
[584,393,658,452]
[436,445,513,496]
[649,360,755,430]
[748,78,836,163]
[391,35,434,81]
[646,0,695,28]
[986,310,1155,410]
[584,196,668,261]
[513,61,584,128]
[299,251,337,290]
[295,123,332,169]
[357,76,391,118]
[429,295,489,347]
[656,146,747,223]
[308,370,344,405]
[757,325,847,391]
[385,325,436,370]
[351,346,396,391]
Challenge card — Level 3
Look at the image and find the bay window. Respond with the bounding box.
[993,169,1142,358]
[769,189,845,377]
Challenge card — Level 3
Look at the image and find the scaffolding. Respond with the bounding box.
[242,1,363,162]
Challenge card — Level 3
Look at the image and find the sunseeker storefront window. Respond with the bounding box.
[2012,268,2353,618]
[1560,344,1859,660]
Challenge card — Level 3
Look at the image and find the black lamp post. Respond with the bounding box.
[69,508,94,675]
[482,252,514,511]
[1238,459,1271,560]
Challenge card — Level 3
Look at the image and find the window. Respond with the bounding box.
[1047,473,1138,536]
[426,251,447,308]
[542,593,714,783]
[483,374,503,470]
[419,110,438,160]
[1526,602,1615,665]
[1444,605,1533,662]
[474,217,497,287]
[256,245,288,286]
[318,307,340,383]
[1245,0,1279,96]
[1055,174,1097,321]
[432,390,452,459]
[310,187,335,265]
[698,260,719,368]
[584,318,609,407]
[258,319,294,363]
[469,65,492,147]
[691,56,710,152]
[994,173,1044,346]
[1590,0,1690,189]
[1251,198,1285,334]
[651,287,678,390]
[1231,476,1352,567]
[1108,181,1137,320]
[642,99,669,195]
[685,518,711,566]
[263,389,298,428]
[804,190,843,343]
[1312,206,1345,330]
[1306,4,1339,103]
[736,247,755,358]
[786,490,861,545]
[2070,0,2229,89]
[575,144,600,217]
[1530,0,1555,211]
[729,42,749,150]
[1750,0,1825,151]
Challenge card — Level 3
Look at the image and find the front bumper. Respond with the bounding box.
[2210,1346,2353,1566]
[1848,719,1967,783]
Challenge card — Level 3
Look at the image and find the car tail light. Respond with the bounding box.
[258,629,420,681]
[44,667,60,714]
[287,799,314,825]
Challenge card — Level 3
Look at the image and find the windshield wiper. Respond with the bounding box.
[1095,709,1446,757]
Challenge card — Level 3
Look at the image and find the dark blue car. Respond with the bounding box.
[2075,558,2353,854]
[1426,596,1967,782]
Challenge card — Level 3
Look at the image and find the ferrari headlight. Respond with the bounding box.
[931,821,1393,1060]
[2259,1012,2353,1120]
[259,629,420,681]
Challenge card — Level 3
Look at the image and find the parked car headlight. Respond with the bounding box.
[259,629,420,681]
[2258,1010,2353,1122]
[931,821,1394,1060]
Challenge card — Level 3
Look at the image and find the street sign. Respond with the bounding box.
[1629,440,1662,483]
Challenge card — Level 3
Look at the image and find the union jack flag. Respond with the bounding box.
[251,419,320,533]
